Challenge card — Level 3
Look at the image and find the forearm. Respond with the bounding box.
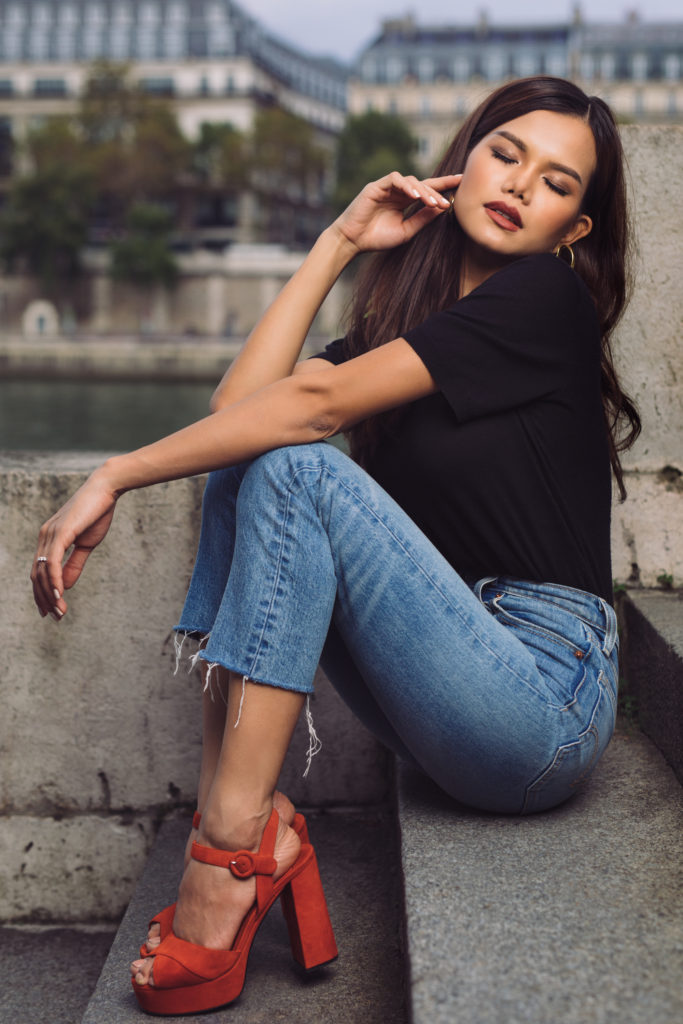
[211,225,356,410]
[101,375,328,494]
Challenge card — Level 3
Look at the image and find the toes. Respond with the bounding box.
[132,956,155,987]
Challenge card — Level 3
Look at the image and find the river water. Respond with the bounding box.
[0,378,215,452]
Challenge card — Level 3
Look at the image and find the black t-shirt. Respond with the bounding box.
[315,253,613,604]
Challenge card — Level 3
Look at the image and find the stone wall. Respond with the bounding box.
[610,126,683,587]
[0,454,391,922]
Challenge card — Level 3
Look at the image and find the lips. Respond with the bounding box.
[484,202,523,230]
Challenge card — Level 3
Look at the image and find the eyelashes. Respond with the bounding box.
[490,148,569,197]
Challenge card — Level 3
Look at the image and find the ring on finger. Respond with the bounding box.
[36,556,48,564]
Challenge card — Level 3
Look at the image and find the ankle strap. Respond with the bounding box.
[191,843,277,879]
[190,808,280,912]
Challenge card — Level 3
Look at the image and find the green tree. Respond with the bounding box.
[80,62,191,232]
[110,202,178,289]
[0,118,94,297]
[250,108,330,245]
[193,122,249,189]
[334,111,418,211]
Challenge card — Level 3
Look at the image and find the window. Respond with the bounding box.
[0,81,14,98]
[387,56,404,83]
[546,52,566,77]
[33,79,68,98]
[664,55,680,81]
[453,55,470,81]
[139,77,176,97]
[420,95,431,115]
[417,57,434,83]
[600,53,616,80]
[6,4,26,26]
[516,52,538,77]
[579,54,594,79]
[485,50,507,80]
[631,54,648,80]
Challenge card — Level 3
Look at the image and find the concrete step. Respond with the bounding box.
[0,925,116,1024]
[81,808,407,1024]
[398,727,683,1024]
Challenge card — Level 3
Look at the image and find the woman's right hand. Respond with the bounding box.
[331,171,462,255]
[31,466,119,620]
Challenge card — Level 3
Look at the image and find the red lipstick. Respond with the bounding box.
[484,202,523,230]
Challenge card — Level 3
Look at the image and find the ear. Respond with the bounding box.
[560,213,593,247]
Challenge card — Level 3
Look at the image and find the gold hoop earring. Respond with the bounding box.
[554,243,575,269]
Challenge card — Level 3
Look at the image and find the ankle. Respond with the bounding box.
[199,802,272,852]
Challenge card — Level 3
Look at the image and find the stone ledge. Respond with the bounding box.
[397,728,683,1024]
[617,590,683,785]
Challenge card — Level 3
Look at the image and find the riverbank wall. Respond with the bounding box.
[1,124,682,922]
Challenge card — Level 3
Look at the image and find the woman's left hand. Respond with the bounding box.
[331,172,462,255]
[31,468,119,620]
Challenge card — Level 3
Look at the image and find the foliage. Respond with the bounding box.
[110,203,178,290]
[0,118,94,294]
[193,122,249,190]
[1,60,337,291]
[656,573,674,590]
[334,111,418,211]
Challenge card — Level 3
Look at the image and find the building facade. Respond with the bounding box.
[350,11,683,169]
[0,0,348,239]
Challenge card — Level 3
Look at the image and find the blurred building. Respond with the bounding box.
[0,0,348,247]
[350,10,683,169]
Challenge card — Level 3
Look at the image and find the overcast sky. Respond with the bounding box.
[239,1,683,62]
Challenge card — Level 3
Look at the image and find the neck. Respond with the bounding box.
[459,240,516,299]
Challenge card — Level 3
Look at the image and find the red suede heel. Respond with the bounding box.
[140,810,309,959]
[280,844,338,969]
[132,809,335,1016]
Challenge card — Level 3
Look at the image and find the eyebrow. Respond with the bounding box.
[493,130,583,186]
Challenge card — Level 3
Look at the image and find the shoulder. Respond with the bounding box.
[469,253,591,311]
[456,253,599,342]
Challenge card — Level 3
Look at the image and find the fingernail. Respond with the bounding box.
[50,610,62,622]
[412,189,420,198]
[428,196,437,205]
[53,588,61,602]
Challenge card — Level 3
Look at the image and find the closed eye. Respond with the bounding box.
[544,178,569,197]
[491,148,516,165]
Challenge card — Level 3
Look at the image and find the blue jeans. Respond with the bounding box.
[175,443,618,815]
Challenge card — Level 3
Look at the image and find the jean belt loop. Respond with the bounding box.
[474,576,498,602]
[599,598,618,655]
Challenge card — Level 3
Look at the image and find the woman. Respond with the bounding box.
[31,77,639,1015]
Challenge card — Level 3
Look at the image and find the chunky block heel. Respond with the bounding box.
[280,845,338,969]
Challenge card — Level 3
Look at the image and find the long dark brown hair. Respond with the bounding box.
[344,76,640,500]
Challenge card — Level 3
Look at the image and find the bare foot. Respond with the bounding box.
[141,790,297,955]
[136,792,299,971]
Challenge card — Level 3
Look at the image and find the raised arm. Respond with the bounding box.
[32,171,461,618]
[210,172,458,409]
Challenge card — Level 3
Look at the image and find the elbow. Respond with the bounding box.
[293,374,342,441]
[209,385,227,414]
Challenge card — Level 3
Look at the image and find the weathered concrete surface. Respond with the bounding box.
[81,810,406,1024]
[399,728,683,1024]
[618,589,683,784]
[610,127,683,587]
[0,925,115,1024]
[0,453,391,921]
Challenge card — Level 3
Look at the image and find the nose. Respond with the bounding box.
[503,169,532,202]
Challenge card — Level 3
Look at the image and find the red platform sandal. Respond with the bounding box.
[132,808,337,1015]
[140,810,310,959]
